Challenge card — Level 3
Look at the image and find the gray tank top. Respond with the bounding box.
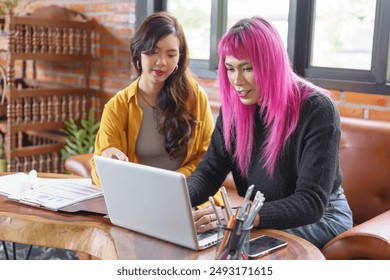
[135,105,186,171]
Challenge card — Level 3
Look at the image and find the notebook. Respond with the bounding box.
[94,155,219,250]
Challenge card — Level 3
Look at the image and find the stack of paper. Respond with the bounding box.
[0,172,102,211]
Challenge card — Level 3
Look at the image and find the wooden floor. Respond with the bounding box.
[0,242,77,260]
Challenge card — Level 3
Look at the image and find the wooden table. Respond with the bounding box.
[0,173,325,260]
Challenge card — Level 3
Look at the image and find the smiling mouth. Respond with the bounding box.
[154,70,165,76]
[236,90,250,98]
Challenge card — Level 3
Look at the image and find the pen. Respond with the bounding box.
[209,196,222,225]
[242,184,254,206]
[234,212,250,258]
[226,211,245,257]
[216,213,236,259]
[238,184,254,218]
[220,186,233,218]
[220,206,229,226]
[244,191,260,224]
[244,191,265,228]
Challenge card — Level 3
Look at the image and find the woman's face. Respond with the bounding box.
[224,56,259,106]
[140,34,180,87]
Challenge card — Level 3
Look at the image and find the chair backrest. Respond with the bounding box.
[339,117,390,224]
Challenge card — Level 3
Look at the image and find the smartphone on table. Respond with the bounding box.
[248,235,288,258]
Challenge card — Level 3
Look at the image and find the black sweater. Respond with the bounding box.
[187,92,342,230]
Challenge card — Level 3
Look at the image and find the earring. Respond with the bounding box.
[136,60,141,70]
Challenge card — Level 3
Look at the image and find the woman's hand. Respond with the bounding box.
[101,147,129,161]
[193,206,222,233]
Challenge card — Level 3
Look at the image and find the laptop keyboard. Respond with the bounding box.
[198,229,218,241]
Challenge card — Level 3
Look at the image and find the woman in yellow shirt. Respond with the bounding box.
[91,12,222,208]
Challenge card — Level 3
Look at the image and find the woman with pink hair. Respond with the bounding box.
[189,17,352,249]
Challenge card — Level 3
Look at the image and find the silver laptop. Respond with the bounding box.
[94,155,219,250]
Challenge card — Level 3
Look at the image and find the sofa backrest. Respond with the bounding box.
[339,117,390,224]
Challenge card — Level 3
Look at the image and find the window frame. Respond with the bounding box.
[136,0,390,95]
[292,0,390,95]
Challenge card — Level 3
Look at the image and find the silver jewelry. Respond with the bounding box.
[209,214,213,222]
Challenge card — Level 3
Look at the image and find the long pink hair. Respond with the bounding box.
[219,17,319,176]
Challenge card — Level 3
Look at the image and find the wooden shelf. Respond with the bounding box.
[0,6,92,173]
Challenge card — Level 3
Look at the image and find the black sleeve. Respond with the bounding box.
[187,112,233,207]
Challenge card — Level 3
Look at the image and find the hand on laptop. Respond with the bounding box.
[193,206,221,233]
[102,147,129,161]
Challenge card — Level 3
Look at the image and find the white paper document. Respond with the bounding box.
[0,172,102,211]
[0,172,31,196]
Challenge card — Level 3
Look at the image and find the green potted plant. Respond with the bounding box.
[60,108,100,162]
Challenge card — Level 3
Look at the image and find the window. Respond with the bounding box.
[167,0,290,77]
[226,0,289,47]
[311,0,376,70]
[167,0,212,60]
[136,0,390,95]
[136,0,290,78]
[293,0,390,94]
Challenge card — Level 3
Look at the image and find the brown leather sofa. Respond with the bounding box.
[321,117,390,259]
[64,116,390,259]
